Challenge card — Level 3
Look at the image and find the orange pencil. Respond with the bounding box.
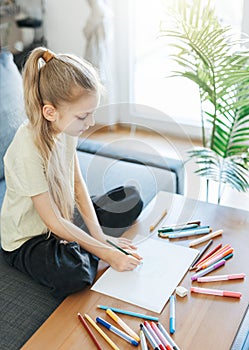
[196,246,233,270]
[196,247,234,271]
[193,243,222,268]
[195,244,231,269]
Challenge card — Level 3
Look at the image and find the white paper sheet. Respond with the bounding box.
[91,238,198,313]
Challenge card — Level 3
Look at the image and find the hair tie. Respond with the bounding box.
[42,50,54,63]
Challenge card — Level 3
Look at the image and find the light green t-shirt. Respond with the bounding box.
[0,122,77,251]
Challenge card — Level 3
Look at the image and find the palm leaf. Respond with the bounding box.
[188,148,249,192]
[161,0,249,200]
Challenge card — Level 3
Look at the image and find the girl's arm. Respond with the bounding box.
[31,191,141,271]
[74,152,107,242]
[74,153,138,250]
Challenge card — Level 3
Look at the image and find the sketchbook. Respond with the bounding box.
[91,238,198,313]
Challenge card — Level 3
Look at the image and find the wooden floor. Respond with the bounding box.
[83,124,249,212]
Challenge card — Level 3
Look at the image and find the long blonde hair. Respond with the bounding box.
[22,47,102,220]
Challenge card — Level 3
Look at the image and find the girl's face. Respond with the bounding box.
[50,92,99,137]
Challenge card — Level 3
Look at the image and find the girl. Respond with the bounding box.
[0,47,143,299]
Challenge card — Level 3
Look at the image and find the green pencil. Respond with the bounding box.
[106,239,130,255]
[106,239,141,260]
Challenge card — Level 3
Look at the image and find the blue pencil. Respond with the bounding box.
[97,305,159,321]
[96,317,139,346]
[169,295,175,334]
[167,227,211,239]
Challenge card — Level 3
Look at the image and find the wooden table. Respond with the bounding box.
[22,191,249,350]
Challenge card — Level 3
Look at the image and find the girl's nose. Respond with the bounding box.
[87,113,95,127]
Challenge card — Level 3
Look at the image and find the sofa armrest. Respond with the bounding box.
[77,138,184,196]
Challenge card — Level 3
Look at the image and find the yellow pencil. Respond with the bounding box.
[149,209,167,232]
[84,314,120,350]
[106,309,140,342]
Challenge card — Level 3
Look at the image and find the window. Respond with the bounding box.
[111,0,247,137]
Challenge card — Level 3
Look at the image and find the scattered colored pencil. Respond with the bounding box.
[78,313,103,350]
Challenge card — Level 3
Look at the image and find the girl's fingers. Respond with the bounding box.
[127,250,143,261]
[105,236,138,250]
[116,240,142,261]
[116,238,138,250]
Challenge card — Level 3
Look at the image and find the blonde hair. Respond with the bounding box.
[22,47,102,220]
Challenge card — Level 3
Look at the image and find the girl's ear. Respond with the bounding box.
[43,104,57,122]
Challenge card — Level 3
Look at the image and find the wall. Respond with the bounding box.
[44,0,89,58]
[44,0,116,125]
[242,0,249,47]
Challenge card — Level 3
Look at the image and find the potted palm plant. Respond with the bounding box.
[160,0,249,204]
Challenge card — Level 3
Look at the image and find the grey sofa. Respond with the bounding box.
[0,51,184,349]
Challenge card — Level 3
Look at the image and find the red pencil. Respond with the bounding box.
[197,244,232,268]
[195,244,231,270]
[78,312,103,350]
[193,243,222,269]
[196,247,233,271]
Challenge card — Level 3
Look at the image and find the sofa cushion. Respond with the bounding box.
[0,51,26,180]
[77,146,177,207]
[77,138,184,206]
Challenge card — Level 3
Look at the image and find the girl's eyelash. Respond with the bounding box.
[76,112,94,120]
[76,115,87,120]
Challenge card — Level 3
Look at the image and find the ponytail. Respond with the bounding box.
[22,47,55,163]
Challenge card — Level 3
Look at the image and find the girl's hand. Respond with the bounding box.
[104,235,143,261]
[103,235,137,250]
[105,249,142,272]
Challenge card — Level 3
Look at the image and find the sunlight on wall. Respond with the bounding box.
[132,0,244,125]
